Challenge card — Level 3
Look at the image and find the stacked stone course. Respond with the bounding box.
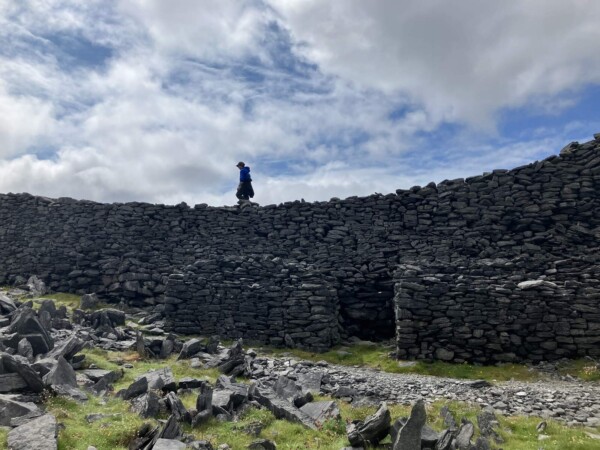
[0,136,599,361]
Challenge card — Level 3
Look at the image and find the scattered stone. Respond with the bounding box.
[131,391,161,418]
[7,413,57,450]
[299,401,340,427]
[248,439,277,450]
[347,402,391,447]
[80,293,99,310]
[393,399,427,450]
[153,439,187,450]
[0,395,40,426]
[455,419,475,450]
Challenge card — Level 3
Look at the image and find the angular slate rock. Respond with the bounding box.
[1,353,44,393]
[0,394,40,426]
[7,413,57,450]
[9,409,45,427]
[153,439,187,450]
[347,402,391,446]
[117,377,148,400]
[7,308,53,355]
[196,383,213,413]
[248,439,277,450]
[43,356,77,388]
[253,387,317,430]
[0,373,28,393]
[393,399,427,450]
[178,338,204,360]
[139,367,176,392]
[295,372,323,395]
[435,429,454,450]
[477,406,503,444]
[440,405,458,430]
[274,375,312,408]
[455,419,475,450]
[299,400,341,427]
[178,377,204,390]
[165,392,189,422]
[80,293,99,310]
[0,293,16,313]
[216,375,248,407]
[17,338,34,361]
[51,384,88,402]
[131,391,160,418]
[46,335,86,361]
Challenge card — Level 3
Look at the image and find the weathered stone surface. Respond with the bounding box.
[43,356,77,388]
[131,391,160,418]
[274,375,312,407]
[117,376,148,400]
[248,439,277,450]
[7,308,53,355]
[80,293,99,310]
[153,439,186,450]
[253,387,317,430]
[299,400,340,427]
[0,373,28,392]
[7,414,57,450]
[178,338,204,360]
[455,419,475,450]
[347,402,391,446]
[1,353,44,393]
[139,367,176,392]
[0,293,16,313]
[393,399,427,450]
[0,394,40,426]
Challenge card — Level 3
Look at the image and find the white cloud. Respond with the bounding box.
[269,0,600,127]
[0,1,599,207]
[0,80,55,158]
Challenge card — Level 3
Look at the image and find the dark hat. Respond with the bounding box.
[236,161,245,168]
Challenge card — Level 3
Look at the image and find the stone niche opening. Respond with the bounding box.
[338,276,396,341]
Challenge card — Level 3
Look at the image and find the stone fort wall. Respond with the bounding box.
[0,136,599,359]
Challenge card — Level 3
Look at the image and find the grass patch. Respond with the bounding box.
[81,348,221,392]
[0,428,7,450]
[45,395,145,450]
[557,359,600,382]
[27,293,82,311]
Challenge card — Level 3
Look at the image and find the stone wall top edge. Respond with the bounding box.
[1,136,598,212]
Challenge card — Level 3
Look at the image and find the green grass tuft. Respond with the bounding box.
[45,395,145,450]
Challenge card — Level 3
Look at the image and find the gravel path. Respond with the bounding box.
[257,357,600,427]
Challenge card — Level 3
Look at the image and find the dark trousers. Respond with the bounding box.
[236,182,254,200]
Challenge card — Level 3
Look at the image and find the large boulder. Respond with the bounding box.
[0,394,41,426]
[7,413,57,450]
[347,402,391,447]
[1,353,44,393]
[43,356,77,388]
[7,308,54,355]
[392,400,427,450]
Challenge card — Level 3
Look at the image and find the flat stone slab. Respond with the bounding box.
[0,394,40,426]
[7,414,57,450]
[300,400,340,427]
[153,438,187,450]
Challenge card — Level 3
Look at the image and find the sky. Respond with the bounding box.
[1,1,600,206]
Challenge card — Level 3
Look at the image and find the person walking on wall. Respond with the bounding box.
[235,161,254,203]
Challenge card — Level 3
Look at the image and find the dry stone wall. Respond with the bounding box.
[0,136,599,360]
[164,255,339,351]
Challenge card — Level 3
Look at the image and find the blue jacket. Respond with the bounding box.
[239,166,252,182]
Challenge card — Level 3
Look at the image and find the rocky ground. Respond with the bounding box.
[1,279,600,449]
